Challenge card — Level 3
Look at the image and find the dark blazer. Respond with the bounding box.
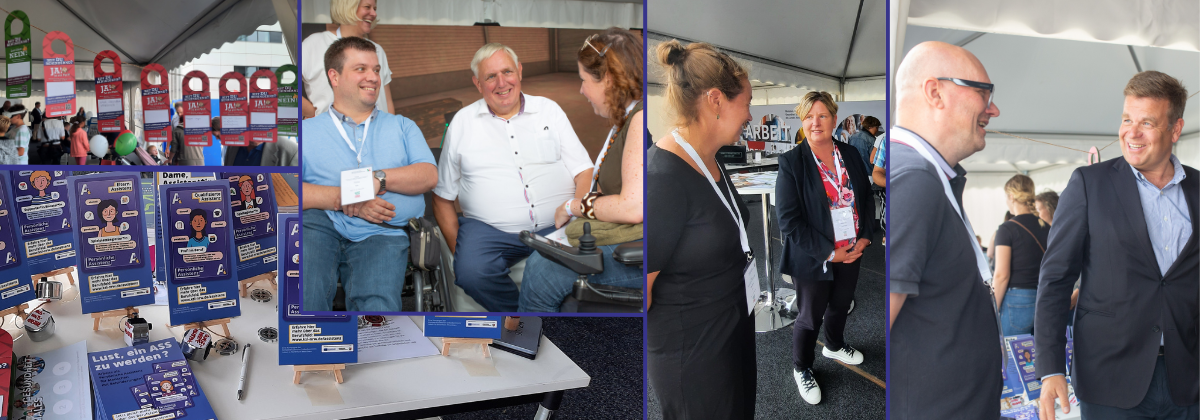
[775,140,875,281]
[1035,156,1198,408]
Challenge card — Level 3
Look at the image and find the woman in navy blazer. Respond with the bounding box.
[775,91,875,405]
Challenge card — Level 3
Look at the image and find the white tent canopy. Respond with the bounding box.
[302,0,643,30]
[647,0,886,101]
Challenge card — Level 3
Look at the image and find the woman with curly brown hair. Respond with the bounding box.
[518,28,645,312]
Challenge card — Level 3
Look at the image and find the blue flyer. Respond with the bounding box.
[1008,334,1041,401]
[1001,338,1025,400]
[9,170,77,275]
[154,173,218,306]
[0,173,34,310]
[423,316,504,339]
[221,172,278,280]
[277,213,357,365]
[140,178,167,305]
[161,180,241,325]
[87,339,217,420]
[67,172,155,313]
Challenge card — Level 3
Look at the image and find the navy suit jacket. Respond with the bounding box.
[775,140,875,281]
[1035,156,1198,408]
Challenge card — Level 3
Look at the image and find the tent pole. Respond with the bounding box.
[838,0,866,100]
[1127,46,1143,73]
[272,0,299,64]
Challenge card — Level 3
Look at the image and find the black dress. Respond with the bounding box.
[647,145,756,419]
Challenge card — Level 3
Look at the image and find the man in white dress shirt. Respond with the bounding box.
[433,43,593,312]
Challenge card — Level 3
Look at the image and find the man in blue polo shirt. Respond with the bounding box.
[301,36,437,311]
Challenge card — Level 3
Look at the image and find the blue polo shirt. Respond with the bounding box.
[302,106,436,242]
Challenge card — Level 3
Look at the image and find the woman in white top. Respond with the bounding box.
[301,0,394,118]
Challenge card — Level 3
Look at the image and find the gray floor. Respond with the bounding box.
[649,196,886,419]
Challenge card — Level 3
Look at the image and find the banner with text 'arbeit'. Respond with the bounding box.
[140,64,170,142]
[218,72,248,147]
[42,31,75,118]
[94,50,124,133]
[5,11,31,98]
[181,71,212,147]
[248,69,277,143]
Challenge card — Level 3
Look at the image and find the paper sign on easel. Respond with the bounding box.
[5,11,31,99]
[218,72,248,147]
[248,69,278,143]
[42,31,75,118]
[94,50,124,133]
[0,173,35,311]
[277,212,356,365]
[276,65,298,136]
[181,71,212,147]
[221,172,277,279]
[67,172,155,313]
[161,180,241,325]
[140,64,170,143]
[10,170,76,275]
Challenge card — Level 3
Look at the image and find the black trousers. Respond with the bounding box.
[792,259,860,370]
[1080,354,1199,419]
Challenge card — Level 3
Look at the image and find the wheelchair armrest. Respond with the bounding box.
[519,230,604,275]
[407,217,442,271]
[612,241,643,266]
[572,279,643,307]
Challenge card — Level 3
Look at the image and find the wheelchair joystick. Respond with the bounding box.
[579,222,597,253]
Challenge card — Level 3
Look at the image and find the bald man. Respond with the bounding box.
[887,41,1003,419]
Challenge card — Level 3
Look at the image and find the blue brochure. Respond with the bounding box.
[10,170,77,275]
[1008,334,1041,401]
[88,339,216,420]
[161,180,241,325]
[0,174,32,312]
[277,213,356,365]
[220,172,279,281]
[67,172,155,313]
[423,316,504,339]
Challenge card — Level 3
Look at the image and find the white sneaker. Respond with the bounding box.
[794,368,821,404]
[823,345,864,365]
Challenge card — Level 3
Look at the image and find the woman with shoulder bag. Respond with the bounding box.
[992,175,1051,336]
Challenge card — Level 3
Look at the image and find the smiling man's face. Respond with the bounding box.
[330,48,380,110]
[1120,95,1180,173]
[473,50,523,118]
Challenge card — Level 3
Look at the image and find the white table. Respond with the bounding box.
[9,289,590,419]
[730,171,796,332]
[724,157,779,174]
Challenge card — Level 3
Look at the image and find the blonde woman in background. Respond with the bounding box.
[301,0,394,118]
[992,174,1051,336]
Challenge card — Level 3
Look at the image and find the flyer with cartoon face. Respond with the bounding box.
[67,172,154,313]
[161,180,240,325]
[11,170,77,274]
[277,213,356,366]
[222,172,277,280]
[0,173,33,310]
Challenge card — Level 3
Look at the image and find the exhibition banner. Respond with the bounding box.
[67,172,155,313]
[0,173,34,311]
[140,64,171,143]
[221,172,277,280]
[161,180,240,325]
[11,169,77,275]
[278,213,357,365]
[181,71,212,147]
[276,65,298,136]
[94,50,124,133]
[218,72,248,147]
[4,11,31,99]
[247,69,278,143]
[42,31,75,118]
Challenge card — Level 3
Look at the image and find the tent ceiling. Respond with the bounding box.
[648,0,885,80]
[1,0,276,70]
[902,25,1200,172]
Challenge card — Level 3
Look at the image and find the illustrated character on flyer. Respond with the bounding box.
[29,171,52,206]
[97,199,121,237]
[159,380,176,396]
[238,175,257,210]
[187,209,210,248]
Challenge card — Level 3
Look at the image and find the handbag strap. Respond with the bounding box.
[1008,218,1045,253]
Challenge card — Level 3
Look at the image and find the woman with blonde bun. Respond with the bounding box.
[992,174,1051,336]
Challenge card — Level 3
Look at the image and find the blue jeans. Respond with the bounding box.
[1000,287,1037,336]
[518,241,644,312]
[302,209,409,312]
[454,217,555,312]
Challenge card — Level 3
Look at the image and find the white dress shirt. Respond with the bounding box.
[301,30,393,117]
[434,94,592,234]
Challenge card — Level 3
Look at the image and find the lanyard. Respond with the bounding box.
[589,101,639,191]
[671,129,751,257]
[330,109,370,165]
[335,28,342,38]
[810,143,848,202]
[890,127,992,282]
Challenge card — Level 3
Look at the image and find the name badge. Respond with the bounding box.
[340,166,374,206]
[831,206,855,241]
[744,259,761,315]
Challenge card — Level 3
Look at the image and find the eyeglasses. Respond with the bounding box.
[581,34,609,58]
[937,77,995,109]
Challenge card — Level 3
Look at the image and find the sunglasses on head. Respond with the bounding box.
[581,34,609,57]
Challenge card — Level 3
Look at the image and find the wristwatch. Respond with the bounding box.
[373,170,386,195]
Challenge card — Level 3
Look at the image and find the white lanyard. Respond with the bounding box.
[810,144,848,203]
[890,127,992,282]
[330,109,370,165]
[589,101,639,191]
[671,129,751,256]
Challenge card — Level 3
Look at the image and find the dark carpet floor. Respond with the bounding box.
[648,196,886,419]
